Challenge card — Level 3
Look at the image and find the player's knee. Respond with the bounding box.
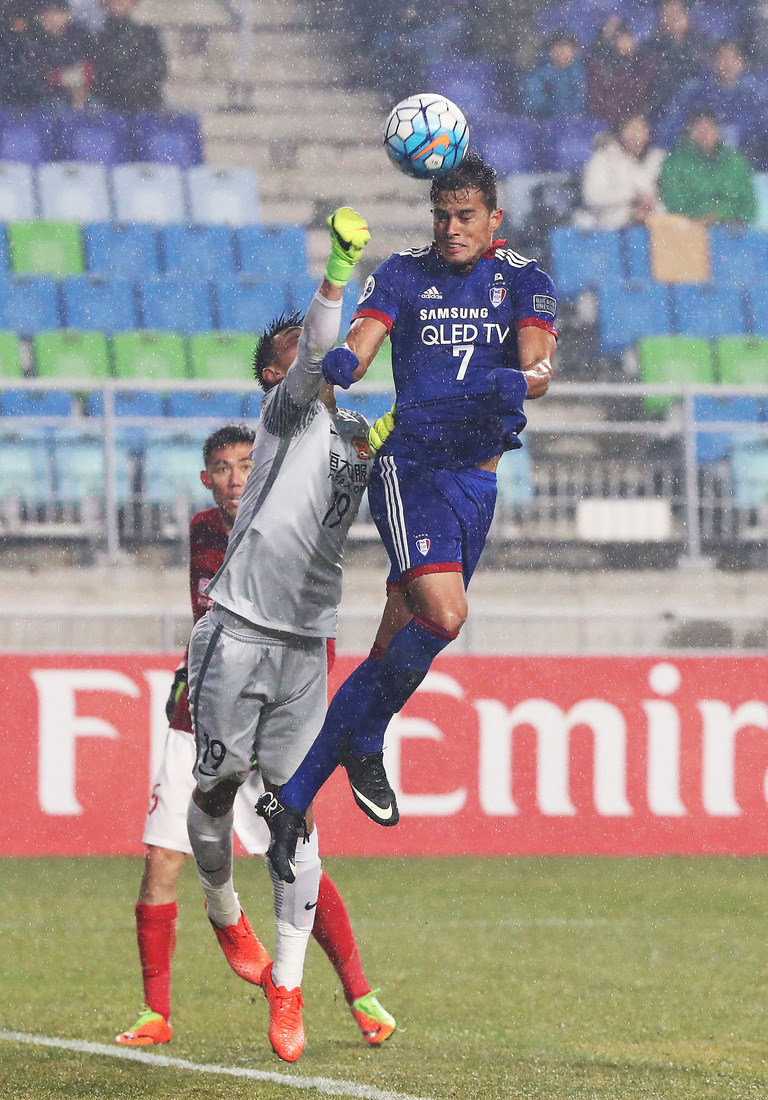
[140,845,185,901]
[430,602,467,636]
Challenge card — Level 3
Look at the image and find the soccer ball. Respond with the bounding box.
[383,93,469,179]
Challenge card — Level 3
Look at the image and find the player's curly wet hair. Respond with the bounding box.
[430,151,498,213]
[202,423,255,466]
[252,310,304,391]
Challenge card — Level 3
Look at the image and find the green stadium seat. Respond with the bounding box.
[637,336,714,415]
[7,221,84,277]
[112,331,188,381]
[716,337,768,386]
[34,331,111,380]
[365,338,394,386]
[188,332,256,382]
[0,331,23,378]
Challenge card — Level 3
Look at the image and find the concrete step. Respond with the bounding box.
[166,81,231,111]
[261,198,317,225]
[201,108,379,142]
[136,0,231,28]
[203,137,274,174]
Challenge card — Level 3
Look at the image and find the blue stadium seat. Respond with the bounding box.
[214,277,286,332]
[142,429,211,506]
[0,389,75,416]
[755,173,768,231]
[536,2,596,45]
[598,281,673,353]
[747,285,768,336]
[424,60,498,119]
[0,425,53,503]
[139,276,214,334]
[694,394,761,464]
[623,226,651,280]
[495,442,534,506]
[542,116,605,173]
[690,4,740,38]
[161,225,237,278]
[165,390,244,419]
[474,116,539,173]
[672,284,747,338]
[731,441,768,505]
[285,273,319,314]
[710,227,768,285]
[132,112,204,168]
[0,275,60,334]
[187,165,260,226]
[0,161,35,220]
[237,225,308,283]
[0,110,56,165]
[242,390,263,418]
[84,223,160,277]
[549,227,624,297]
[88,389,165,418]
[38,162,112,223]
[51,427,133,503]
[55,109,130,165]
[63,274,138,332]
[335,390,394,424]
[112,164,187,225]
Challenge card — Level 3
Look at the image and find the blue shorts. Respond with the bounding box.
[368,455,497,590]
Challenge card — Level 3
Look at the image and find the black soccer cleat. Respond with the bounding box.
[341,750,399,826]
[255,791,307,884]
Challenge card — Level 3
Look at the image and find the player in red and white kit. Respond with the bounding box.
[116,423,395,1049]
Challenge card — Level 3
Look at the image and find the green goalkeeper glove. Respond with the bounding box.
[367,403,396,458]
[325,206,371,287]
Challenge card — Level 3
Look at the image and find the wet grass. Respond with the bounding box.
[1,856,768,1099]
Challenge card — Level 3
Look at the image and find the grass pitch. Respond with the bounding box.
[1,856,767,1099]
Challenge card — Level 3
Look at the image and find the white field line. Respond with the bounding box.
[0,1031,435,1100]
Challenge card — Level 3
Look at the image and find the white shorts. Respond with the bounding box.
[188,605,327,789]
[142,726,270,856]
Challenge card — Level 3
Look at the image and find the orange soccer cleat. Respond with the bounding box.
[350,990,396,1045]
[262,962,305,1062]
[116,1005,172,1046]
[209,908,271,985]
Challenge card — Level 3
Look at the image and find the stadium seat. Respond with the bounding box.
[0,275,60,334]
[731,441,768,506]
[671,284,747,338]
[34,330,111,380]
[0,228,11,272]
[549,227,624,297]
[694,394,761,464]
[623,226,652,280]
[0,426,53,504]
[112,163,187,225]
[88,388,164,419]
[237,225,309,284]
[7,221,84,277]
[597,281,672,353]
[161,225,237,279]
[285,272,317,314]
[0,109,56,165]
[50,427,133,503]
[474,116,540,174]
[188,332,257,381]
[142,429,211,506]
[55,108,130,165]
[542,116,605,174]
[139,277,214,335]
[637,335,714,415]
[38,163,112,223]
[0,331,22,377]
[63,274,138,333]
[710,226,768,285]
[84,223,160,278]
[0,161,35,220]
[716,336,768,386]
[165,390,244,419]
[187,165,260,226]
[335,390,395,423]
[0,388,76,416]
[495,442,534,507]
[755,173,768,231]
[112,331,188,381]
[132,111,204,168]
[746,285,768,337]
[691,4,740,38]
[424,59,498,119]
[242,390,263,418]
[214,277,286,332]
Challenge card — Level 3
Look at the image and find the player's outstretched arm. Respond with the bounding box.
[324,207,371,288]
[518,326,556,399]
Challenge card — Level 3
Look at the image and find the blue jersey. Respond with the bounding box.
[355,241,558,470]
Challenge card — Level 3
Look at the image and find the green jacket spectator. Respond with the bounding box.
[659,111,757,224]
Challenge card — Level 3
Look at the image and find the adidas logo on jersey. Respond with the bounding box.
[421,285,443,299]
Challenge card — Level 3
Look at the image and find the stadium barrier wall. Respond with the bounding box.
[5,653,768,858]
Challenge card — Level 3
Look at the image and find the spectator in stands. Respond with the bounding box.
[658,40,766,153]
[640,0,711,121]
[659,109,757,224]
[577,112,666,229]
[92,0,166,112]
[33,0,95,111]
[587,21,653,129]
[522,31,586,119]
[0,6,44,106]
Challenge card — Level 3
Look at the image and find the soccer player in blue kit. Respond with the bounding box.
[258,152,557,881]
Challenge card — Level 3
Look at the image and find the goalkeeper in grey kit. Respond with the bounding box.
[185,208,391,1063]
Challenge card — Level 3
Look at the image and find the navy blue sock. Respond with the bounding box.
[279,656,380,813]
[350,615,457,756]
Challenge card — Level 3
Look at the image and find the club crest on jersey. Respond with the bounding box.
[358,275,375,304]
[490,286,507,307]
[415,536,431,556]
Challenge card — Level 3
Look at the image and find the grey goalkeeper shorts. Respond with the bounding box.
[188,604,327,789]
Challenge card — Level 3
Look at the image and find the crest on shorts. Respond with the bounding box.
[490,286,507,307]
[416,536,431,555]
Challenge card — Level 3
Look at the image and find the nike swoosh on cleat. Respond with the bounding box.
[351,786,395,821]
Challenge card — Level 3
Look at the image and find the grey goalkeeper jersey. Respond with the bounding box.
[205,292,372,638]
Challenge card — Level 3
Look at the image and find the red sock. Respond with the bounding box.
[135,901,177,1020]
[312,871,370,1005]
